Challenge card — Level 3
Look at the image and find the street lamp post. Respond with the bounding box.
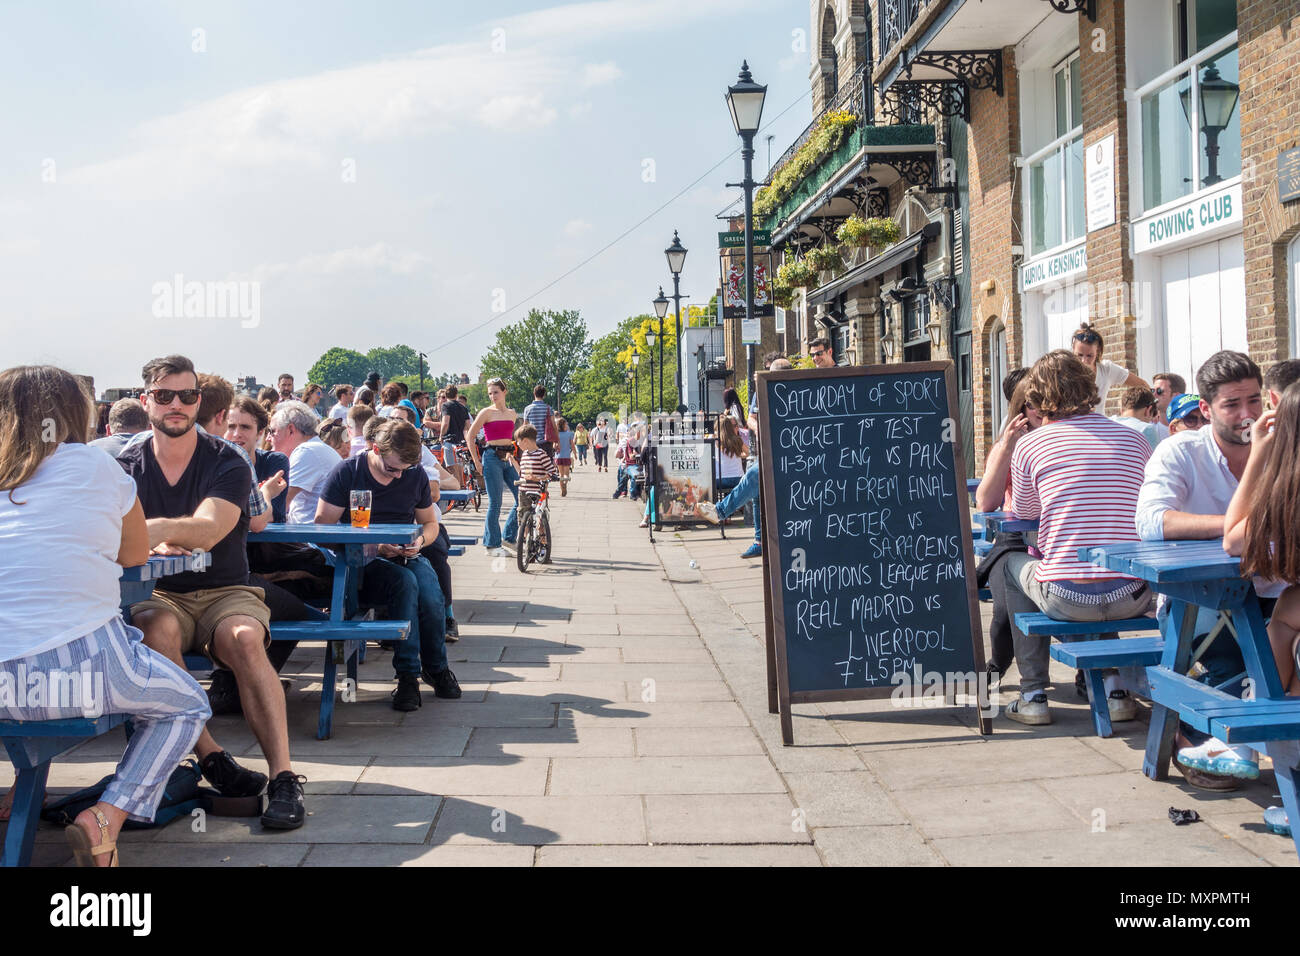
[632,351,640,412]
[418,351,427,393]
[726,61,767,400]
[665,233,688,415]
[652,286,670,414]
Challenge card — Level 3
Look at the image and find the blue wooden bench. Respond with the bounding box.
[448,535,479,546]
[183,619,411,739]
[1145,668,1300,742]
[1016,612,1160,737]
[1,714,128,867]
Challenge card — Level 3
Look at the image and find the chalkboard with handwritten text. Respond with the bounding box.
[756,363,987,742]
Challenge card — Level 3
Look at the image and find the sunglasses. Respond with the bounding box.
[147,387,200,405]
[1179,414,1206,426]
[810,349,828,358]
[1072,331,1101,344]
[1154,387,1166,396]
[377,457,415,476]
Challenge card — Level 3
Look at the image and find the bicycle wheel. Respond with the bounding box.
[538,513,552,564]
[516,520,534,572]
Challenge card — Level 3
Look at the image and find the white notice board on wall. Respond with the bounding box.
[1086,134,1116,232]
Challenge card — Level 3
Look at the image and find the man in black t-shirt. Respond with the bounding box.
[439,384,472,485]
[316,419,459,711]
[120,354,304,830]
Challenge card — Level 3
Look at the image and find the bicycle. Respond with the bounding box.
[516,480,553,572]
[452,445,483,512]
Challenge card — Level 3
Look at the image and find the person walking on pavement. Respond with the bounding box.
[523,385,559,458]
[591,418,611,472]
[466,378,521,556]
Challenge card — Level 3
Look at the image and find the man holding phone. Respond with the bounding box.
[314,419,458,711]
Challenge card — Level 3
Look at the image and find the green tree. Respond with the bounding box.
[365,345,421,381]
[478,309,592,413]
[308,347,370,389]
[565,316,640,424]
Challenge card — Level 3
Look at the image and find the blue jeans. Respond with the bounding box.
[358,555,448,676]
[716,460,761,542]
[481,448,519,548]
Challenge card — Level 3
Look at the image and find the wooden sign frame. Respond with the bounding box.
[756,361,992,744]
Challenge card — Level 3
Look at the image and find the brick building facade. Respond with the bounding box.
[744,0,1300,475]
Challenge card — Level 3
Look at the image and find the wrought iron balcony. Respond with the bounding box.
[767,63,879,181]
[880,0,931,61]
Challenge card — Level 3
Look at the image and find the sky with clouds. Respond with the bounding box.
[0,0,816,392]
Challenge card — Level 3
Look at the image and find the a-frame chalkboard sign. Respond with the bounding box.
[756,362,992,744]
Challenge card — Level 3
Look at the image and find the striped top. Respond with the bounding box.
[1010,413,1151,583]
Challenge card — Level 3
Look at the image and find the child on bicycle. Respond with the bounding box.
[514,422,559,535]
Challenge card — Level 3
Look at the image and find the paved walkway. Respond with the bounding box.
[4,463,1295,865]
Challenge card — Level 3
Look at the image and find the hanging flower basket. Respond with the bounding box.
[805,246,845,274]
[773,278,794,309]
[778,259,817,289]
[836,216,903,249]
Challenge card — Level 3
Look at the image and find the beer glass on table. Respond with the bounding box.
[350,490,372,529]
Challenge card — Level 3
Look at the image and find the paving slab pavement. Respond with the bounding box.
[2,463,1291,866]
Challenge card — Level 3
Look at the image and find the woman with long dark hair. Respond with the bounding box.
[1224,381,1300,835]
[466,378,521,555]
[0,365,210,865]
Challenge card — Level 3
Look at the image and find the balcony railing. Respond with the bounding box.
[768,63,875,180]
[879,0,930,60]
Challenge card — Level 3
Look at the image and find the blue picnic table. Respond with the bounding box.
[1082,539,1300,859]
[247,522,420,740]
[438,489,472,504]
[1,552,212,868]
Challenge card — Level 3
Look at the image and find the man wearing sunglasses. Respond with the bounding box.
[315,419,458,711]
[809,336,835,369]
[1137,352,1283,790]
[119,354,304,829]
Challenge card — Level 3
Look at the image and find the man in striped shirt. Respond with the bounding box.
[523,385,558,457]
[1002,350,1155,726]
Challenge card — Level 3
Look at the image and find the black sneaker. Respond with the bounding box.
[422,666,462,699]
[261,771,306,830]
[1075,669,1088,699]
[206,669,242,716]
[391,673,422,711]
[200,750,267,798]
[444,618,460,643]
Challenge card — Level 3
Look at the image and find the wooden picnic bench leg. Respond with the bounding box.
[1144,600,1199,781]
[1084,668,1113,738]
[318,642,339,740]
[1264,741,1300,857]
[1,760,51,867]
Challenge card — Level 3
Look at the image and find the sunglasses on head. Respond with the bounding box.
[147,387,200,405]
[1072,331,1101,345]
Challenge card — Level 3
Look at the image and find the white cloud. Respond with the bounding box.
[480,94,559,129]
[582,61,622,87]
[0,238,40,256]
[244,243,432,282]
[563,219,594,238]
[568,101,593,118]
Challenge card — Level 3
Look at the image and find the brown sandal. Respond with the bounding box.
[66,806,119,867]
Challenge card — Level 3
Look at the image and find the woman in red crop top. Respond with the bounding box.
[467,378,521,554]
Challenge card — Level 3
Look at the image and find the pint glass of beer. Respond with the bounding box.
[350,490,372,528]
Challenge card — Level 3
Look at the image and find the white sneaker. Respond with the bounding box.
[697,501,720,525]
[1176,737,1260,779]
[1005,692,1051,725]
[1106,689,1138,722]
[486,547,506,557]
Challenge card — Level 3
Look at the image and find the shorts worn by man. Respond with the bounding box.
[1002,350,1154,727]
[120,353,305,830]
